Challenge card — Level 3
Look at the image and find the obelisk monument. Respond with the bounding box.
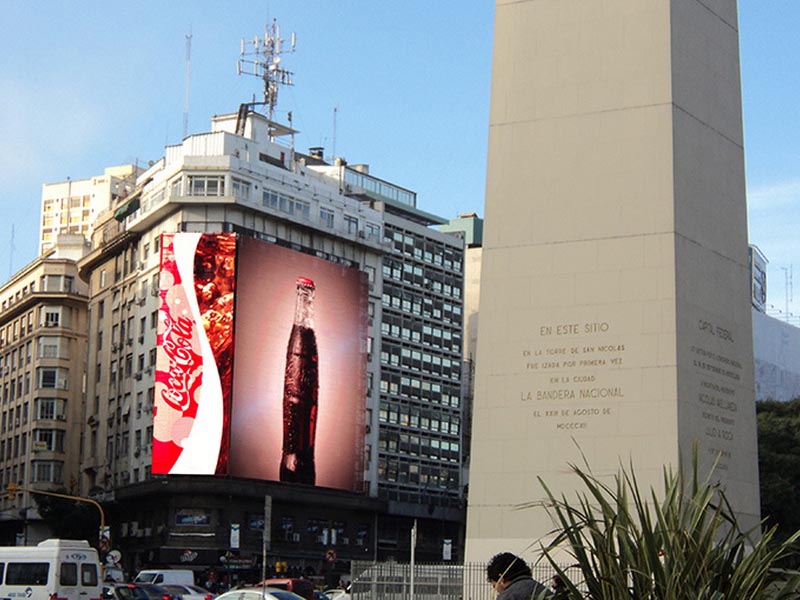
[465,0,759,561]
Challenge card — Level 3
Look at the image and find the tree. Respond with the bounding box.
[34,491,99,541]
[757,398,800,546]
[529,450,800,599]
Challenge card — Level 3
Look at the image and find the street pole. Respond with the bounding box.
[410,519,417,600]
[261,495,272,583]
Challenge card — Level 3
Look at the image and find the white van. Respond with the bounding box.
[0,538,102,600]
[134,570,194,585]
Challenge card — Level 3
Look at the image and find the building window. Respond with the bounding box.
[320,208,334,228]
[38,367,67,390]
[43,311,60,328]
[366,223,381,240]
[262,190,278,209]
[38,336,63,359]
[36,398,66,421]
[34,429,65,452]
[344,215,359,234]
[170,178,182,198]
[32,460,64,484]
[188,175,224,197]
[275,195,311,219]
[232,178,251,201]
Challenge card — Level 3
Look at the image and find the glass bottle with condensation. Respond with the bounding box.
[280,277,318,484]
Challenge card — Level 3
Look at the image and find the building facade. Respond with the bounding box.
[39,166,139,255]
[62,107,466,578]
[0,236,90,543]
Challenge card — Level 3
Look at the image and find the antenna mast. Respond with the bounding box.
[183,32,192,139]
[8,224,14,279]
[238,19,296,121]
[331,106,338,162]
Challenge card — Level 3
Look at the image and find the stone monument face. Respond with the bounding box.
[465,0,758,562]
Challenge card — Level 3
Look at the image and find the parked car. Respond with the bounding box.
[103,583,153,600]
[135,583,180,600]
[254,579,313,600]
[255,579,315,600]
[313,592,331,600]
[135,570,195,586]
[321,591,349,600]
[162,584,215,600]
[215,589,305,600]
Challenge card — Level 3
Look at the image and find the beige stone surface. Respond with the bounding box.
[466,0,758,564]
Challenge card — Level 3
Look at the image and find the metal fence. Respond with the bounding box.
[349,561,576,600]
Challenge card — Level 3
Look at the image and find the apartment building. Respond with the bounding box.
[39,166,139,255]
[0,236,90,543]
[71,107,465,577]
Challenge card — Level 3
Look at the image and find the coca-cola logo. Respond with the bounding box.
[180,550,199,563]
[161,313,199,412]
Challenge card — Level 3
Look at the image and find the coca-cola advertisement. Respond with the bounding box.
[153,233,367,492]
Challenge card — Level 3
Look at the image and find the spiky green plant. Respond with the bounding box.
[529,450,800,599]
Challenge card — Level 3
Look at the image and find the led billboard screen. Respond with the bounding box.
[154,233,368,492]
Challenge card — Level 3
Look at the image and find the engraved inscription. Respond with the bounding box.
[520,321,624,431]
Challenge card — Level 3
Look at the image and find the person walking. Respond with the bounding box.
[485,552,552,599]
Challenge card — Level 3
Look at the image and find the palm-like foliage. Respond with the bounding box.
[531,451,800,599]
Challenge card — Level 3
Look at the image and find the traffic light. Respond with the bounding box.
[6,483,17,501]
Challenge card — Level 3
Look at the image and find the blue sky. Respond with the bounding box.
[0,1,798,318]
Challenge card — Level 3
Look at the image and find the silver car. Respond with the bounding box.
[161,585,215,600]
[215,590,304,600]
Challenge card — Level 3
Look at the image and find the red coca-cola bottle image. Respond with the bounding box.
[280,277,318,484]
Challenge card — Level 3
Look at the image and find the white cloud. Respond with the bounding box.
[747,179,800,214]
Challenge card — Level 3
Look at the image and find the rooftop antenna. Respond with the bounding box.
[183,31,192,139]
[331,105,338,162]
[782,265,794,321]
[237,18,296,122]
[8,224,14,279]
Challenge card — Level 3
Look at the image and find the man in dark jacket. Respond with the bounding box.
[486,552,552,599]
